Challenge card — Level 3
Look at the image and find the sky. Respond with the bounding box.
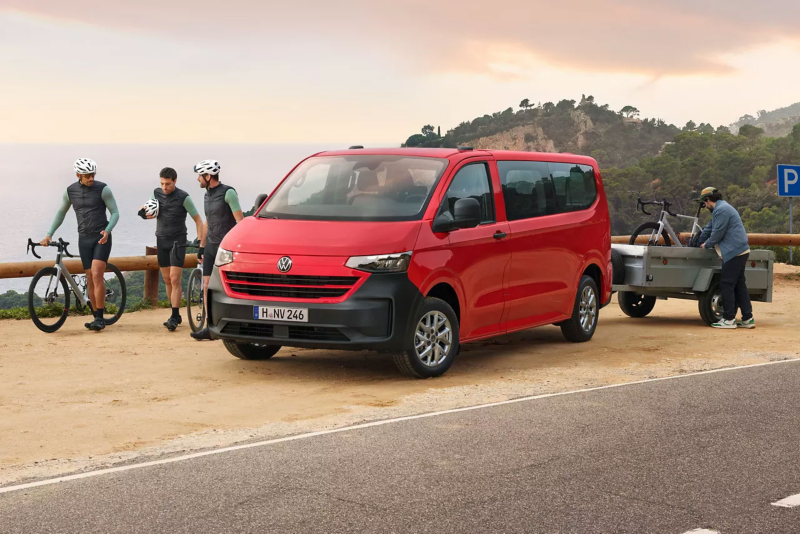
[2,0,800,144]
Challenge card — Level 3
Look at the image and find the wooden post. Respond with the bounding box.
[144,246,159,305]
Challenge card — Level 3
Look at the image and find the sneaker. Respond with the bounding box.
[163,315,183,327]
[166,317,179,332]
[190,327,212,341]
[88,318,106,331]
[711,318,737,329]
[736,317,755,329]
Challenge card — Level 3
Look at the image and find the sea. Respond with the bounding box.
[0,143,365,293]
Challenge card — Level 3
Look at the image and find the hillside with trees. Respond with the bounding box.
[731,102,800,138]
[404,95,681,168]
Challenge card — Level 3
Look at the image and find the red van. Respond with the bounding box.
[207,148,611,377]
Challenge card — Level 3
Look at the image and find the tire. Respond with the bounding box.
[29,267,70,333]
[630,222,672,246]
[560,275,600,343]
[223,340,282,360]
[698,282,723,326]
[186,269,206,333]
[101,263,126,326]
[393,297,460,378]
[618,291,656,318]
[611,248,626,285]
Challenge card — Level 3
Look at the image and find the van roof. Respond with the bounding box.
[316,147,597,166]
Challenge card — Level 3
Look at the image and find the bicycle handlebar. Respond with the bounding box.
[636,197,677,217]
[27,237,74,259]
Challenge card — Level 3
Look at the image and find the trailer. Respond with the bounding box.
[611,244,774,325]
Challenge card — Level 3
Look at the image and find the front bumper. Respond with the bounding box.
[207,268,424,352]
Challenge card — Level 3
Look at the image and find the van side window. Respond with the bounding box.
[441,163,494,223]
[497,161,555,220]
[549,162,597,213]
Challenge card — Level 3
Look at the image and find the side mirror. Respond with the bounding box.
[452,198,481,229]
[254,193,268,212]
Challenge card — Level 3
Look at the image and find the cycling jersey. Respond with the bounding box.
[151,187,198,239]
[48,181,119,238]
[204,184,240,245]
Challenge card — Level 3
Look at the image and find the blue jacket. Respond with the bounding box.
[699,200,749,262]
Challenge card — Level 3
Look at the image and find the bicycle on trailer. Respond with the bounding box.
[629,197,706,247]
[26,237,127,333]
[171,239,205,333]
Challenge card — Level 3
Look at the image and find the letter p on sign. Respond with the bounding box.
[778,164,800,197]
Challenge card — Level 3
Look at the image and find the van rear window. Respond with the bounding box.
[498,161,597,220]
[261,156,448,221]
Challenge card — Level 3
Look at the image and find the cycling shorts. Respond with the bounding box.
[78,234,113,270]
[156,235,187,268]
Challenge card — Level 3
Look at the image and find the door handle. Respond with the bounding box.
[493,231,507,240]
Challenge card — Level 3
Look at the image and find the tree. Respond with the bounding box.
[716,125,731,135]
[556,99,576,111]
[421,125,436,137]
[683,120,697,131]
[519,98,530,110]
[697,123,714,134]
[738,124,764,140]
[542,102,555,114]
[620,106,640,118]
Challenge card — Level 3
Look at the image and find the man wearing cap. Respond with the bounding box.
[698,187,754,329]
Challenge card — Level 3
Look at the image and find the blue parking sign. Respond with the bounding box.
[777,164,800,197]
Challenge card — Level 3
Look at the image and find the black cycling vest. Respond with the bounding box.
[204,183,237,244]
[154,187,190,238]
[66,180,109,237]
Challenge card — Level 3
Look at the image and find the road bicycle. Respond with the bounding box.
[26,238,127,333]
[629,197,705,247]
[171,239,205,333]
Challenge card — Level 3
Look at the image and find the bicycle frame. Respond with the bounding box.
[639,200,705,247]
[52,252,93,309]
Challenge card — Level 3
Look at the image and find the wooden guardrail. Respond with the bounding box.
[612,233,799,246]
[0,248,199,305]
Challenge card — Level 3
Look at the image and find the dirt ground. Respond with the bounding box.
[2,264,799,486]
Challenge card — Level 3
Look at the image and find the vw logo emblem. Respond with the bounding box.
[277,256,293,273]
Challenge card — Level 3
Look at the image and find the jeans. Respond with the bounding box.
[720,253,752,321]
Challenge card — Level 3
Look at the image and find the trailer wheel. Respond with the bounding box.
[618,291,656,318]
[698,282,723,326]
[611,248,626,285]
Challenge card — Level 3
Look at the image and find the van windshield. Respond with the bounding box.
[261,155,449,221]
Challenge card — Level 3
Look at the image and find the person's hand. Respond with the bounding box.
[700,243,706,249]
[197,246,205,263]
[98,230,109,245]
[40,236,52,247]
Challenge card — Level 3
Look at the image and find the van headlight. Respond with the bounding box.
[345,252,412,273]
[215,248,234,267]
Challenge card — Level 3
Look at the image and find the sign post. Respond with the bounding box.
[777,164,800,263]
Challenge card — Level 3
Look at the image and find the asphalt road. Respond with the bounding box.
[2,360,800,533]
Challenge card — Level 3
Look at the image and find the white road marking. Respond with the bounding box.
[772,492,800,508]
[682,529,719,534]
[1,357,799,495]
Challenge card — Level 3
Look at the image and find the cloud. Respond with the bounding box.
[4,0,800,77]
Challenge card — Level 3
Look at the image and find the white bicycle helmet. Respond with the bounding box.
[193,159,220,175]
[74,158,97,174]
[144,198,159,218]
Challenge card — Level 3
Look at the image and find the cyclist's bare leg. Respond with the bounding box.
[84,269,98,310]
[169,267,182,307]
[90,260,107,310]
[161,267,172,305]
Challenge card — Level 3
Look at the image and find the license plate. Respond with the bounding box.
[253,306,308,323]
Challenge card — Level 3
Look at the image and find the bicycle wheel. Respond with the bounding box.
[186,268,205,332]
[629,222,672,246]
[29,267,70,333]
[100,263,126,326]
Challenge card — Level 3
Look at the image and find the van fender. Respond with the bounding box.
[574,251,611,308]
[413,268,467,324]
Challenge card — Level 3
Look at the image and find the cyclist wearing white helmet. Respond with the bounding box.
[40,158,120,331]
[191,159,244,341]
